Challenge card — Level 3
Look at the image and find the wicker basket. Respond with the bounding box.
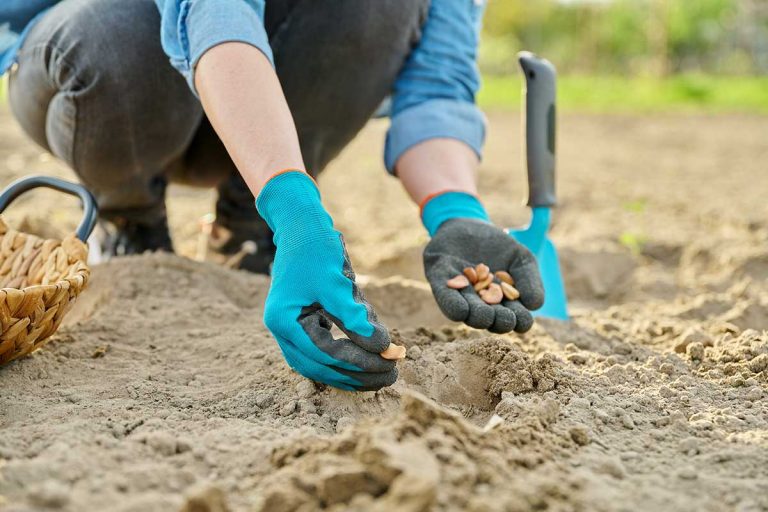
[0,176,97,365]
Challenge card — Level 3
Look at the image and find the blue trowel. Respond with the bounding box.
[508,52,569,320]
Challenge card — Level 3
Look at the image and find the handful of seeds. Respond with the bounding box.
[446,263,521,305]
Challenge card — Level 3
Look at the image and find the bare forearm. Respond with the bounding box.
[195,42,305,196]
[395,139,480,206]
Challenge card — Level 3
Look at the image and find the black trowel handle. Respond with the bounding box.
[518,52,557,208]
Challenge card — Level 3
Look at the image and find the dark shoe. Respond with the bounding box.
[206,217,275,275]
[91,215,173,260]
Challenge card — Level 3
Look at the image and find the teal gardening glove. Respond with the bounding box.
[256,171,397,391]
[422,192,545,334]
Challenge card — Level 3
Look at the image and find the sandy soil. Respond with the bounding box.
[0,107,767,512]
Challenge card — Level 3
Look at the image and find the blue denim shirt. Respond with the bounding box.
[0,1,59,73]
[2,0,486,174]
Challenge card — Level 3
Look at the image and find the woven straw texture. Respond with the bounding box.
[0,217,89,365]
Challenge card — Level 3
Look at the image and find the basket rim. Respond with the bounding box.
[0,267,89,294]
[0,217,90,294]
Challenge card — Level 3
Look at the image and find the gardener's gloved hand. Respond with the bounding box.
[422,192,544,333]
[256,171,398,391]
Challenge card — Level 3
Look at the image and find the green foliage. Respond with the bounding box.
[668,0,733,55]
[622,199,648,214]
[478,74,768,113]
[482,0,766,76]
[619,231,647,255]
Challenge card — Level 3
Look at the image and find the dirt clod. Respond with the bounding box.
[569,426,591,446]
[180,486,230,512]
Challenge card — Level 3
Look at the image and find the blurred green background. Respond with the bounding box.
[2,0,768,113]
[479,0,768,112]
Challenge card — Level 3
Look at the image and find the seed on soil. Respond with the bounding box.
[500,281,520,300]
[480,283,503,305]
[463,267,478,284]
[447,275,471,289]
[475,263,490,281]
[380,343,407,360]
[474,275,494,292]
[495,271,514,285]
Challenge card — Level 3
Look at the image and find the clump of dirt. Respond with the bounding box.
[696,329,768,384]
[468,337,572,397]
[255,391,586,512]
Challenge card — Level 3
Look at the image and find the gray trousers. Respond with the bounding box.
[8,0,428,228]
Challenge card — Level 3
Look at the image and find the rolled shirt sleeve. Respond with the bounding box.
[155,0,273,93]
[0,0,61,74]
[385,0,488,174]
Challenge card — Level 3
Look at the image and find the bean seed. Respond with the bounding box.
[474,274,493,292]
[448,263,521,304]
[480,283,503,305]
[501,281,520,300]
[380,343,407,360]
[447,275,470,289]
[462,267,478,284]
[495,271,514,286]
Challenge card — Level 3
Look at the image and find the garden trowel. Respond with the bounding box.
[508,52,569,320]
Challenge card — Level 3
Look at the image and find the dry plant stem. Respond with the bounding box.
[224,241,258,269]
[380,343,407,361]
[195,217,213,262]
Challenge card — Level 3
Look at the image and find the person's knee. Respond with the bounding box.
[11,0,151,93]
[47,0,177,93]
[10,0,191,137]
[11,0,201,212]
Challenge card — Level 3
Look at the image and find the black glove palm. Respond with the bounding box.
[424,219,545,333]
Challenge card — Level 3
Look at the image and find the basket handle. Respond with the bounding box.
[0,176,98,242]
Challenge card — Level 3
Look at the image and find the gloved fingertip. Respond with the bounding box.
[521,288,545,311]
[355,367,398,391]
[435,288,470,322]
[515,314,534,333]
[370,320,393,351]
[488,304,516,334]
[504,300,535,333]
[348,319,391,354]
[324,298,391,354]
[462,291,495,330]
[466,312,495,330]
[338,366,399,392]
[511,264,546,311]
